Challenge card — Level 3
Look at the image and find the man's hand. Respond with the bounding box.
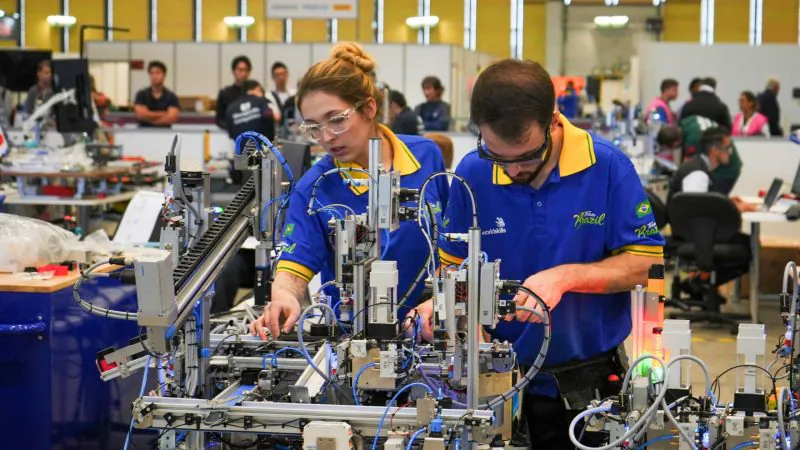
[512,267,568,323]
[249,291,302,340]
[406,299,434,342]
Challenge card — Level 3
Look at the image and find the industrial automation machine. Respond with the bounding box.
[72,131,800,450]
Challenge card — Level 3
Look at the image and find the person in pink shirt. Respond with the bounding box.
[645,78,679,126]
[733,91,770,137]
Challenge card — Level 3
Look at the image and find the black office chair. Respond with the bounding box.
[646,189,669,231]
[666,192,751,332]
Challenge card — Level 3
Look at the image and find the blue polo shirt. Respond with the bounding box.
[439,116,664,397]
[276,125,449,314]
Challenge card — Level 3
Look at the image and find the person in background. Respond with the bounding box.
[415,76,451,131]
[668,126,754,301]
[90,75,111,120]
[389,90,423,135]
[679,77,731,131]
[225,80,276,142]
[24,59,53,116]
[655,125,682,165]
[679,115,742,195]
[757,78,782,137]
[556,80,580,119]
[133,61,180,128]
[645,78,678,126]
[733,91,770,137]
[266,62,294,122]
[215,55,252,130]
[688,77,703,98]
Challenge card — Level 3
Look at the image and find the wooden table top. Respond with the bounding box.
[0,264,120,294]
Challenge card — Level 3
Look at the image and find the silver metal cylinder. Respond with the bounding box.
[466,227,481,409]
[367,137,382,260]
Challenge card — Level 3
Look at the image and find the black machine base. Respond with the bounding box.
[733,391,767,415]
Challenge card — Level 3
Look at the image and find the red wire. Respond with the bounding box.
[390,402,412,431]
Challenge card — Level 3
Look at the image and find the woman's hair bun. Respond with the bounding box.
[331,42,376,74]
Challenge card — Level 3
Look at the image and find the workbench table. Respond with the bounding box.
[0,267,156,449]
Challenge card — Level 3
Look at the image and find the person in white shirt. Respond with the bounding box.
[266,62,296,121]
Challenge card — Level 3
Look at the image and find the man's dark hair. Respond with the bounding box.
[421,76,443,92]
[656,126,681,148]
[148,60,167,74]
[660,78,678,93]
[389,90,407,108]
[699,126,730,154]
[271,61,287,74]
[470,59,554,144]
[231,55,252,72]
[702,77,717,89]
[689,77,702,92]
[244,80,262,92]
[37,59,51,71]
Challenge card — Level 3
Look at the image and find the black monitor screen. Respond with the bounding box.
[0,49,51,92]
[765,178,784,209]
[51,58,96,134]
[792,162,800,196]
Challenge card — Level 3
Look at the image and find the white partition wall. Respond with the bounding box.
[175,43,221,96]
[86,41,477,124]
[638,42,800,132]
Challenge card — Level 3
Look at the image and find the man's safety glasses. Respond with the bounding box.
[477,128,550,167]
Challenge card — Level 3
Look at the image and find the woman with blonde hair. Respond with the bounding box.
[250,43,449,339]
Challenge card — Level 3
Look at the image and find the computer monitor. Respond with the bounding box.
[0,49,51,92]
[279,141,312,181]
[764,178,784,210]
[791,162,800,196]
[51,58,96,134]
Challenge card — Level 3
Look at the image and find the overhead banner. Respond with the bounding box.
[266,0,358,19]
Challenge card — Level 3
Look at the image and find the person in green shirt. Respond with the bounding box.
[679,115,742,195]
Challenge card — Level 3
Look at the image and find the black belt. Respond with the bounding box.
[522,346,626,410]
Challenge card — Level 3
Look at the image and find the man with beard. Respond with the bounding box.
[410,59,665,449]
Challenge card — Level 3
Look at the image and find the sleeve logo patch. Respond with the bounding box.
[636,200,652,219]
[284,223,295,237]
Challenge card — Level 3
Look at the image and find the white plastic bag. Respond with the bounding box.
[0,213,80,272]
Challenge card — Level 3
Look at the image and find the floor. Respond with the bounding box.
[664,289,784,402]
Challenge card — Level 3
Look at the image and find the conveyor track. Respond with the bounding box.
[173,176,255,291]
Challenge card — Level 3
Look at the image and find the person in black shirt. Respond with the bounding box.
[389,90,423,135]
[224,80,276,142]
[215,56,252,130]
[757,78,783,137]
[133,60,180,128]
[679,77,731,130]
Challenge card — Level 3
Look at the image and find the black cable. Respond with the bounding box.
[711,364,778,400]
[212,334,238,355]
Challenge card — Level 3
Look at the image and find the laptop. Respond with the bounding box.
[762,178,784,211]
[791,161,800,196]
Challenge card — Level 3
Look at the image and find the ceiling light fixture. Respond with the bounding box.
[594,15,630,28]
[223,16,255,28]
[405,15,440,29]
[47,15,77,27]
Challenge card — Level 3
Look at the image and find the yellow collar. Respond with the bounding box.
[334,124,422,195]
[492,116,597,185]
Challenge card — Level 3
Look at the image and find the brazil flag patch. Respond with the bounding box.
[636,200,652,219]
